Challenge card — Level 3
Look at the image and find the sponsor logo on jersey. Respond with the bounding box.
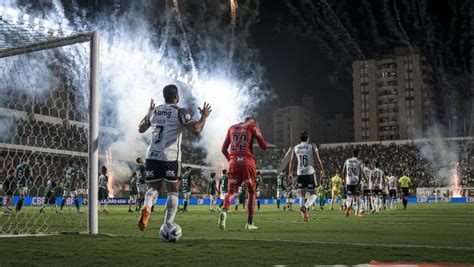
[155,109,172,118]
[166,170,175,177]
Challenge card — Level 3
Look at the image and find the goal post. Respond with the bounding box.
[0,11,99,235]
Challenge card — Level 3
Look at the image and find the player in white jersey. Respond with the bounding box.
[342,149,367,218]
[288,131,324,222]
[387,173,398,210]
[137,84,212,232]
[361,160,373,213]
[370,162,385,214]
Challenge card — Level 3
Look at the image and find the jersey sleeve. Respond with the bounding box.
[250,124,267,150]
[312,143,318,153]
[178,108,193,125]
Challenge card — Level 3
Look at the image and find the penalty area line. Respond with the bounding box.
[100,233,474,251]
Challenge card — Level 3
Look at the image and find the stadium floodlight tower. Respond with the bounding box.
[0,8,99,235]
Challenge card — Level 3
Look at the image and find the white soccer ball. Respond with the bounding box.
[159,222,182,242]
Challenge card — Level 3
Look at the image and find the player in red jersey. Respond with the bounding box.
[218,117,268,230]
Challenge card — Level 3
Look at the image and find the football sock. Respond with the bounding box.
[277,199,280,209]
[224,187,236,211]
[305,194,317,209]
[15,198,24,211]
[184,200,188,210]
[164,192,178,225]
[247,215,253,225]
[60,198,66,210]
[257,200,260,211]
[144,188,158,208]
[299,197,306,208]
[74,199,80,210]
[247,188,256,217]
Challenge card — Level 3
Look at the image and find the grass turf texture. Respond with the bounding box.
[0,203,473,266]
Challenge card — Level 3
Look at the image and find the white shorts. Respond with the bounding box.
[63,189,78,198]
[19,186,28,195]
[256,191,261,198]
[137,184,148,194]
[183,192,191,200]
[220,192,227,200]
[129,195,138,201]
[276,190,283,198]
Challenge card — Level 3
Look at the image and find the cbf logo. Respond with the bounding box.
[166,170,175,177]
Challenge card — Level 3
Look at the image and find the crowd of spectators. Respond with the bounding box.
[319,140,474,188]
[0,114,115,154]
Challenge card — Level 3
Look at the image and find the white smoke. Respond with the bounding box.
[2,1,270,183]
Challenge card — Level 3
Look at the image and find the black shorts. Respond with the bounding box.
[346,185,361,196]
[98,187,108,200]
[363,189,371,196]
[389,189,397,198]
[296,174,316,190]
[372,189,383,196]
[145,159,180,182]
[45,191,56,204]
[401,187,409,196]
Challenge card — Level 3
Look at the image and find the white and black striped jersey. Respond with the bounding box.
[361,166,372,190]
[343,157,362,185]
[371,168,384,189]
[293,142,318,176]
[388,176,397,190]
[145,104,192,162]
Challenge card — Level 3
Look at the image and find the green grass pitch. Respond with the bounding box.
[0,203,473,266]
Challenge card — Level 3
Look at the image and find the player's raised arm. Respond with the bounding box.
[221,128,231,161]
[138,99,155,133]
[184,102,212,135]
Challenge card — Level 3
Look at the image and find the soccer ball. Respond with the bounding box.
[159,223,182,242]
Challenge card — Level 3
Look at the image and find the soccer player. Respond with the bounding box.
[283,184,294,211]
[342,149,366,218]
[235,183,247,211]
[276,171,286,210]
[255,171,263,212]
[218,169,228,210]
[128,172,138,212]
[370,162,385,214]
[135,157,147,211]
[3,169,15,213]
[98,166,109,213]
[208,172,218,212]
[330,171,343,210]
[218,116,268,230]
[179,166,194,212]
[316,185,326,210]
[398,172,412,210]
[15,158,31,212]
[361,161,372,213]
[60,161,82,213]
[39,175,59,214]
[137,84,211,232]
[388,174,398,211]
[288,131,324,222]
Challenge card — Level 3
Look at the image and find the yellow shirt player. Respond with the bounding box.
[330,172,343,210]
[398,174,412,210]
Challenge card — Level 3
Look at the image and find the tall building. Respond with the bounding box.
[273,106,311,148]
[353,47,432,141]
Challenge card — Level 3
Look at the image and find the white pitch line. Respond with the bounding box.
[100,233,474,251]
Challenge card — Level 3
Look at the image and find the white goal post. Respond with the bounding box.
[0,12,99,235]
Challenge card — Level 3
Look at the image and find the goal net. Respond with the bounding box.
[0,9,99,235]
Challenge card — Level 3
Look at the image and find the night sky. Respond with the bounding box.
[252,0,472,119]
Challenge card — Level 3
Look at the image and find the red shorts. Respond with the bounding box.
[228,162,256,189]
